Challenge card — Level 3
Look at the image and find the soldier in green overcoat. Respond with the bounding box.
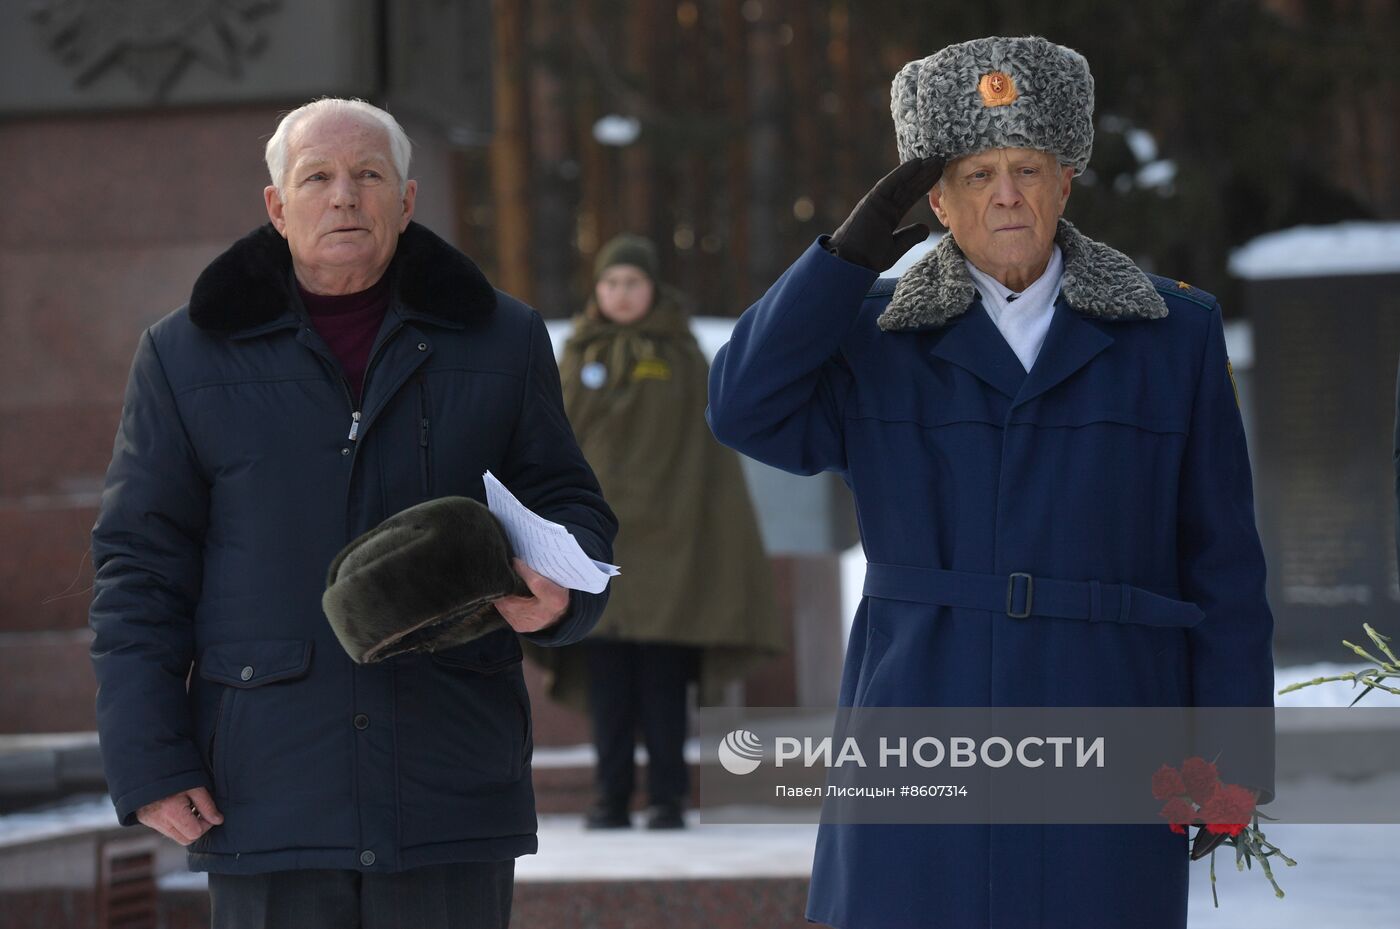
[532,234,784,829]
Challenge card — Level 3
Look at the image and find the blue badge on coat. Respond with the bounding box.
[581,362,607,390]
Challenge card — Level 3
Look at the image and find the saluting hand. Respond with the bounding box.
[828,157,945,272]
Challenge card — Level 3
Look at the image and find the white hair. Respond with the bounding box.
[265,97,412,196]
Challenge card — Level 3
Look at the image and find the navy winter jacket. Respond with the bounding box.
[90,222,616,874]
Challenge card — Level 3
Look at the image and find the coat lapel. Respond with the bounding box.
[928,297,1028,400]
[1012,294,1114,409]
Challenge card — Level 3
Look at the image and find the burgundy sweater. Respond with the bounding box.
[299,276,391,403]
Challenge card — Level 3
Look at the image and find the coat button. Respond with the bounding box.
[239,666,254,681]
[353,714,370,730]
[341,447,351,456]
[417,342,428,351]
[360,850,376,867]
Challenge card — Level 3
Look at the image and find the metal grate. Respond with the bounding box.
[96,835,160,929]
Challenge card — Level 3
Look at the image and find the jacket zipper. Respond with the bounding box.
[417,374,431,495]
[304,334,361,443]
[308,321,399,445]
[353,323,399,440]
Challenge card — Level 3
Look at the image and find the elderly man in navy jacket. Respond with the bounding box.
[90,97,616,929]
[708,37,1273,929]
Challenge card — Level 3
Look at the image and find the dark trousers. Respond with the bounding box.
[207,860,514,929]
[584,639,698,807]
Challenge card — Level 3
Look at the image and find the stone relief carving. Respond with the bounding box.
[30,0,281,101]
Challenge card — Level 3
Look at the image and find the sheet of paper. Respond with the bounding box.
[483,471,620,595]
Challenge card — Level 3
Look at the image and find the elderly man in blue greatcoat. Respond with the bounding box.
[707,36,1274,929]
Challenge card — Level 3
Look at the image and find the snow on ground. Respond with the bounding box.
[1186,824,1399,927]
[519,814,819,882]
[10,782,1400,929]
[156,816,1400,929]
[532,741,703,769]
[1229,222,1400,280]
[0,793,116,848]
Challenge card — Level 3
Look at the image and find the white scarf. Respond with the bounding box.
[965,244,1064,372]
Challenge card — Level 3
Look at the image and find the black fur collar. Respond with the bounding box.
[188,221,498,333]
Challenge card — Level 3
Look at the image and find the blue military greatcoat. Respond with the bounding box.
[707,220,1274,929]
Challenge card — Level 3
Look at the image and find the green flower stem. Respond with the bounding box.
[1276,673,1360,694]
[1341,640,1387,666]
[1279,623,1400,703]
[1253,838,1297,867]
[1277,671,1400,698]
[1246,832,1287,899]
[1363,624,1398,661]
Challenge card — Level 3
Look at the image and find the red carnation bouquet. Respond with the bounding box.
[1152,756,1296,906]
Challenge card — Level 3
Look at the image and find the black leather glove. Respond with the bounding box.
[827,157,945,272]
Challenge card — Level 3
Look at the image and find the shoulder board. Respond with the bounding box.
[864,277,898,300]
[1145,272,1216,310]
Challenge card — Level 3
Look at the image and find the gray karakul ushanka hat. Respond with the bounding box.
[323,496,529,664]
[891,36,1095,175]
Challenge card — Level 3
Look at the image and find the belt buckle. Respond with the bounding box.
[1006,572,1034,619]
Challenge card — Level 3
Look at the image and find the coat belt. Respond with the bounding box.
[862,563,1204,628]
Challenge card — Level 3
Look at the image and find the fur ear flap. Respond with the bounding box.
[322,497,528,664]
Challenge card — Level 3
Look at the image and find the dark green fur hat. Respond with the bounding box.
[323,497,528,664]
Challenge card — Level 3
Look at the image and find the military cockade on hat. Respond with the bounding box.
[891,35,1095,175]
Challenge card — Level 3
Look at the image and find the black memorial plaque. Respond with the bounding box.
[1248,273,1400,657]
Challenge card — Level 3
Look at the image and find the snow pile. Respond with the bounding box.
[544,316,736,364]
[1229,222,1400,280]
[0,793,117,848]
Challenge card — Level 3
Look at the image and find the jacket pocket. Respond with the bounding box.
[429,629,523,673]
[200,640,312,688]
[419,631,530,783]
[197,640,315,802]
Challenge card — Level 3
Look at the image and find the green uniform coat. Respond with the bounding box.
[532,295,784,707]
